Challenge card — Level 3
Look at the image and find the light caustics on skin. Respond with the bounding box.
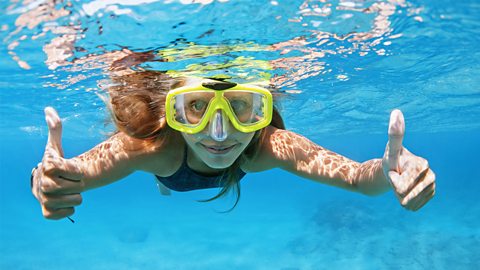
[268,129,384,193]
[69,132,162,190]
[74,135,128,188]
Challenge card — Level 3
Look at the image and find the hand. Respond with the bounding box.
[382,109,436,211]
[31,107,84,220]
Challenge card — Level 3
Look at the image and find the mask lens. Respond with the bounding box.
[173,91,214,126]
[224,91,266,125]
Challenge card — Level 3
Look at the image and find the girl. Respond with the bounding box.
[31,72,436,220]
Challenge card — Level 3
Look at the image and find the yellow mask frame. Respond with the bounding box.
[165,81,273,134]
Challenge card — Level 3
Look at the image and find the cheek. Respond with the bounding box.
[181,133,201,145]
[237,132,255,145]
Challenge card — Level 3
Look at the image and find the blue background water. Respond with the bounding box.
[1,0,479,269]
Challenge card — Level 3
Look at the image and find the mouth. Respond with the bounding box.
[200,143,238,154]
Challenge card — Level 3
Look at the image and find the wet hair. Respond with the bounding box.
[104,71,182,139]
[105,70,285,210]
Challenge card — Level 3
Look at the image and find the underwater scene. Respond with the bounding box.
[1,0,479,269]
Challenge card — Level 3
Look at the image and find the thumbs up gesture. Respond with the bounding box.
[31,107,84,220]
[382,109,436,211]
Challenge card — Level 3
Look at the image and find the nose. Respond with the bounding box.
[208,109,229,142]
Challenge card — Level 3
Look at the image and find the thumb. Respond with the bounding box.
[386,109,405,172]
[44,107,64,158]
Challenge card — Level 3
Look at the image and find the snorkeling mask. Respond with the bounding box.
[165,79,273,141]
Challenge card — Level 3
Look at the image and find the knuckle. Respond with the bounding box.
[42,197,56,208]
[42,160,56,173]
[38,193,48,205]
[42,157,65,174]
[36,164,45,177]
[394,183,407,197]
[39,181,54,194]
[420,158,429,170]
[39,195,52,207]
[41,207,55,220]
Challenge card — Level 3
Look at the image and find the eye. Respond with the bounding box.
[230,99,249,112]
[189,100,208,112]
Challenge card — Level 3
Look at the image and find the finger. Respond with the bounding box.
[407,161,430,187]
[414,185,436,211]
[42,193,82,209]
[411,172,435,208]
[407,182,435,211]
[39,175,84,194]
[387,170,402,198]
[392,165,430,197]
[411,184,436,211]
[386,109,405,172]
[401,169,435,208]
[41,206,75,220]
[410,170,436,211]
[42,158,83,181]
[405,180,435,211]
[31,164,42,197]
[42,107,83,180]
[44,107,64,158]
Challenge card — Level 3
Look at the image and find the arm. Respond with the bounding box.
[251,126,390,196]
[71,132,147,191]
[249,110,435,211]
[31,107,162,220]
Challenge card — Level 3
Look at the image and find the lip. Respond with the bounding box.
[200,143,238,154]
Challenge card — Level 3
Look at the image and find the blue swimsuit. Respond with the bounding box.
[155,148,246,192]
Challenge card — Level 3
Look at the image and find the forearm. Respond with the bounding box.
[263,127,392,195]
[70,133,137,191]
[353,158,391,196]
[290,156,391,196]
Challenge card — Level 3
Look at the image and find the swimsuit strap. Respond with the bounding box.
[155,145,246,192]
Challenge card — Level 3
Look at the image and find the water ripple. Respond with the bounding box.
[1,0,479,138]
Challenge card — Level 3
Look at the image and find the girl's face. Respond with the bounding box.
[181,119,255,169]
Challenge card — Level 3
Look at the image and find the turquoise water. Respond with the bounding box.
[1,0,479,269]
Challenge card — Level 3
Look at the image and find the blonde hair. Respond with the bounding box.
[106,70,285,210]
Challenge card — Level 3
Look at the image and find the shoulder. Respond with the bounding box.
[114,130,185,176]
[242,126,307,172]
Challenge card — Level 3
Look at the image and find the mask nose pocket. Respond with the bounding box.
[209,110,228,142]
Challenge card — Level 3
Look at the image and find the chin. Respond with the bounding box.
[201,147,244,169]
[204,155,237,169]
